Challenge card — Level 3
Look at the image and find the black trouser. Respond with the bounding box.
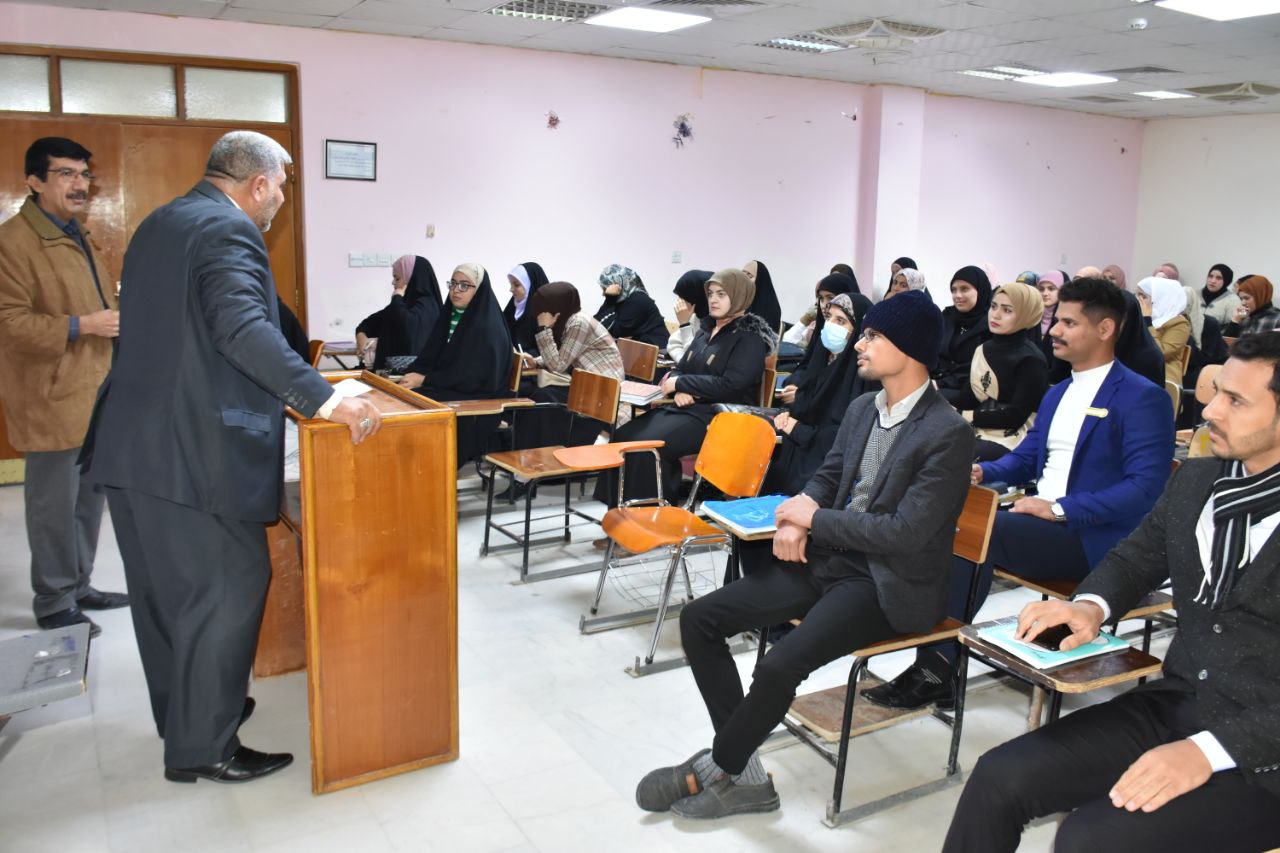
[591,408,707,507]
[973,438,1011,462]
[105,486,269,768]
[919,511,1090,670]
[680,555,895,774]
[513,385,609,450]
[944,684,1280,853]
[24,447,104,617]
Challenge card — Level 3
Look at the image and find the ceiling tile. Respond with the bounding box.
[218,5,334,24]
[338,0,469,26]
[228,0,356,14]
[325,17,432,35]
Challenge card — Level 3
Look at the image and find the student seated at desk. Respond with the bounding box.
[935,265,994,406]
[865,277,1174,712]
[950,282,1049,462]
[945,334,1280,853]
[593,264,668,349]
[1136,275,1192,387]
[399,263,511,466]
[777,272,869,403]
[502,261,549,357]
[1224,275,1280,337]
[635,291,973,819]
[355,255,442,372]
[742,260,781,333]
[765,293,877,496]
[666,269,712,362]
[593,268,776,510]
[514,281,624,449]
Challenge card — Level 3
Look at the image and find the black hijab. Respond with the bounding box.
[950,265,993,324]
[747,260,782,331]
[528,281,581,348]
[674,270,712,320]
[789,297,869,424]
[795,272,868,377]
[889,256,917,292]
[376,256,442,370]
[1202,262,1235,307]
[276,297,310,363]
[502,261,550,355]
[1114,289,1166,388]
[409,268,512,398]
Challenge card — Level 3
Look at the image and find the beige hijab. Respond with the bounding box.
[708,267,756,316]
[453,262,486,287]
[992,283,1045,334]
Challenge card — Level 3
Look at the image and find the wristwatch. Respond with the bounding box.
[1051,501,1066,522]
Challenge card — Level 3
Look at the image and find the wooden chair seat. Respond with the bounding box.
[601,506,723,554]
[485,446,576,480]
[444,397,534,416]
[552,440,664,470]
[850,617,966,658]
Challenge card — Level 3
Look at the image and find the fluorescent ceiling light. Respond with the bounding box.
[1154,0,1280,21]
[764,37,844,53]
[1134,90,1194,99]
[1017,72,1117,88]
[584,7,710,33]
[958,69,1016,80]
[989,65,1044,77]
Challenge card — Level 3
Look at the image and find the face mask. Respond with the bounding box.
[820,323,851,354]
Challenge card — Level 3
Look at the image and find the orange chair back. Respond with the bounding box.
[694,412,777,498]
[508,351,523,393]
[308,339,324,368]
[617,337,659,382]
[566,371,621,425]
[953,485,998,564]
[1195,363,1222,405]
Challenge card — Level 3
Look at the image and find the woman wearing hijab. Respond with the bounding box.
[1103,288,1166,388]
[593,268,777,510]
[1035,270,1066,364]
[952,283,1048,461]
[399,263,512,466]
[830,263,858,288]
[887,256,916,297]
[778,271,868,400]
[667,269,712,361]
[1102,264,1127,291]
[935,265,993,405]
[885,268,927,299]
[1136,276,1191,386]
[513,281,624,451]
[593,264,668,348]
[1226,275,1280,336]
[1201,263,1241,327]
[503,261,550,357]
[743,260,782,332]
[355,255,443,372]
[766,293,877,495]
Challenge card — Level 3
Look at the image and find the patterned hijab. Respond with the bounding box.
[599,264,643,301]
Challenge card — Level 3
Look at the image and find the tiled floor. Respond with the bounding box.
[0,480,1162,852]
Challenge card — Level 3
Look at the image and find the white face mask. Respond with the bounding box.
[820,322,851,354]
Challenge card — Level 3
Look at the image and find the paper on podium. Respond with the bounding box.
[332,377,375,398]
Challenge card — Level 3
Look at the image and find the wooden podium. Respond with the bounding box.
[254,371,458,794]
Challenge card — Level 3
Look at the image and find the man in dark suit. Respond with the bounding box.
[867,277,1175,710]
[634,290,974,819]
[81,131,381,784]
[943,333,1280,852]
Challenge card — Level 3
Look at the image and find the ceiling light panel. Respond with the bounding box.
[1017,72,1118,87]
[1154,0,1280,21]
[486,0,607,23]
[758,34,846,53]
[958,69,1016,80]
[584,7,710,32]
[1134,90,1195,98]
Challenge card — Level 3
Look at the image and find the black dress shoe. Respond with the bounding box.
[862,664,955,711]
[165,746,293,784]
[240,697,256,727]
[36,606,101,639]
[76,587,130,610]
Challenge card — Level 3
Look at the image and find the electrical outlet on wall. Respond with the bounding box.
[426,224,436,239]
[671,251,682,263]
[1060,253,1067,265]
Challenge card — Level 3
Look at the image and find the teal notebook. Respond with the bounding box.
[702,495,788,535]
[977,618,1130,670]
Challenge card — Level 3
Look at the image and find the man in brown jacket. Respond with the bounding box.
[0,137,128,637]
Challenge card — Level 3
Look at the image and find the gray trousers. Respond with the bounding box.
[105,486,269,767]
[24,447,105,618]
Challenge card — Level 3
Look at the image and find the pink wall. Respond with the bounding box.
[1,2,864,332]
[914,95,1143,301]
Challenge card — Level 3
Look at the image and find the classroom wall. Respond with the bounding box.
[1133,113,1280,300]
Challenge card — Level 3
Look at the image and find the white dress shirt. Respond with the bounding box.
[1035,361,1113,503]
[874,379,931,429]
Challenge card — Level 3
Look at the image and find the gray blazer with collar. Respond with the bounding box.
[802,385,975,634]
[1077,458,1280,797]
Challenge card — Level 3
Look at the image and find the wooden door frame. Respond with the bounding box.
[0,44,310,329]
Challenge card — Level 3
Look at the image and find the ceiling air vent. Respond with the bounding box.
[486,0,609,22]
[1185,82,1280,102]
[757,33,846,53]
[1069,95,1131,103]
[815,18,945,50]
[1103,66,1178,75]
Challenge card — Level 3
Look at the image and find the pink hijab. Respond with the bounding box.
[1039,270,1066,334]
[393,254,415,289]
[1103,264,1127,290]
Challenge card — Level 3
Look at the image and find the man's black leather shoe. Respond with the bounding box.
[164,746,292,784]
[862,663,955,711]
[76,587,130,610]
[36,606,101,638]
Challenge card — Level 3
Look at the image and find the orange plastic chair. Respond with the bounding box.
[582,411,778,674]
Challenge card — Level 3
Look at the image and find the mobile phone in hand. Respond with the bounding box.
[1029,623,1074,652]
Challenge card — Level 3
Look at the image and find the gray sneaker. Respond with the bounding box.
[636,748,710,812]
[670,774,780,819]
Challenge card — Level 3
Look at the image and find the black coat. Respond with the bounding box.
[277,298,310,364]
[356,257,442,371]
[953,334,1049,434]
[81,181,334,522]
[408,271,512,402]
[935,306,991,400]
[671,313,776,426]
[595,288,669,348]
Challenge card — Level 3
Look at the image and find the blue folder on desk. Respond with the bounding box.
[702,495,788,536]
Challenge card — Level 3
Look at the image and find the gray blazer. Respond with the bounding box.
[81,182,334,522]
[802,385,975,633]
[1077,458,1280,797]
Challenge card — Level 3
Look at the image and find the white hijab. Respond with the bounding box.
[508,264,532,319]
[1137,276,1188,330]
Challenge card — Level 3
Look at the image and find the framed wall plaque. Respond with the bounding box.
[325,139,376,181]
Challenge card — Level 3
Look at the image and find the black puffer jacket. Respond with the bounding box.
[671,312,778,425]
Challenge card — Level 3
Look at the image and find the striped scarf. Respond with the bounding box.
[1198,458,1280,609]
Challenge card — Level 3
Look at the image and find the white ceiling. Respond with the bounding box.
[12,0,1280,118]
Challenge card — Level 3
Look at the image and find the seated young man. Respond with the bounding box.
[867,277,1175,711]
[635,291,974,819]
[944,333,1280,853]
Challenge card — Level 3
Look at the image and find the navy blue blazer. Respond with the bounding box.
[81,181,334,522]
[980,361,1174,569]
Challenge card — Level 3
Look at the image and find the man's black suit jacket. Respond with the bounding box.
[82,181,333,522]
[1077,457,1280,796]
